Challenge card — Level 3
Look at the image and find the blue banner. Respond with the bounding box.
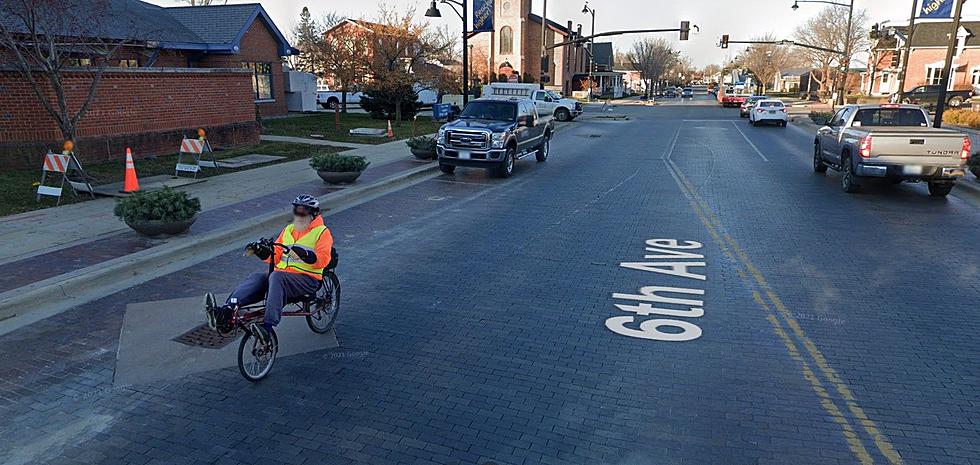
[919,0,954,18]
[473,0,493,33]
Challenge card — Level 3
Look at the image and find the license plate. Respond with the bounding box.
[903,165,923,175]
[768,110,776,114]
[458,151,471,160]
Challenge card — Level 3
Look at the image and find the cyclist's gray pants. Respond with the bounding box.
[227,271,321,327]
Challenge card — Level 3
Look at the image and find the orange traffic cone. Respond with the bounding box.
[123,148,140,193]
[386,120,394,138]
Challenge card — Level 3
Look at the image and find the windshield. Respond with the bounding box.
[853,108,928,126]
[459,101,516,121]
[547,91,563,100]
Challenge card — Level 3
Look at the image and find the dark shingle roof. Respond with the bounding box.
[910,21,980,47]
[528,13,569,35]
[0,0,293,55]
[592,42,614,67]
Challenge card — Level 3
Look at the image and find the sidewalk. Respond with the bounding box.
[0,137,436,327]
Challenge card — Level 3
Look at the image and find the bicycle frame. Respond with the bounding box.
[230,239,323,330]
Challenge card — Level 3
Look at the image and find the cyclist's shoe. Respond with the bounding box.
[250,322,271,346]
[203,292,218,330]
[214,305,237,335]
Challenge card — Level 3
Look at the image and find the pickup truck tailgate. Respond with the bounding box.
[868,128,966,165]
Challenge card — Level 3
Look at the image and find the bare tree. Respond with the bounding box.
[0,0,136,144]
[361,5,452,123]
[793,6,869,96]
[627,37,677,98]
[736,34,796,94]
[315,16,369,112]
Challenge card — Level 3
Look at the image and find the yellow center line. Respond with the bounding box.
[665,159,904,465]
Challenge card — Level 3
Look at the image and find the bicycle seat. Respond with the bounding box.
[326,247,339,270]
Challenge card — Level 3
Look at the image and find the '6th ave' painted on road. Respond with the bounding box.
[606,239,706,342]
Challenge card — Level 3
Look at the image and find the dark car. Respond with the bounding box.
[740,96,767,117]
[436,99,554,178]
[893,85,973,110]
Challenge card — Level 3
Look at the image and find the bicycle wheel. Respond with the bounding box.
[237,326,278,382]
[307,272,341,334]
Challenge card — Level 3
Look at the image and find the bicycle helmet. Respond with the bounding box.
[291,194,321,217]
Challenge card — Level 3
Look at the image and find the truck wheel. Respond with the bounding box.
[813,142,827,173]
[327,98,339,110]
[927,182,954,197]
[840,154,860,193]
[439,163,455,174]
[496,146,516,178]
[555,108,571,122]
[949,96,964,108]
[535,134,550,162]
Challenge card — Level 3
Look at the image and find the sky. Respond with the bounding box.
[150,0,980,67]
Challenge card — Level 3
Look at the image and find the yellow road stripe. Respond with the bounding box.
[666,159,904,465]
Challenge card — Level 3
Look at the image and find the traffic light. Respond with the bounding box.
[890,51,900,68]
[680,21,690,41]
[720,34,729,49]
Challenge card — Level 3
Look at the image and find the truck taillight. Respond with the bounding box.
[859,135,873,158]
[780,108,787,113]
[962,136,972,161]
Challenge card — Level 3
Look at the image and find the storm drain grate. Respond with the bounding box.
[173,324,241,349]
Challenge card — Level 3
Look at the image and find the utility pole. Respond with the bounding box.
[836,0,855,106]
[540,0,547,86]
[934,0,966,128]
[894,0,918,101]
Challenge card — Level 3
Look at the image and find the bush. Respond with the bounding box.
[809,111,834,125]
[405,136,436,152]
[360,84,421,120]
[113,187,201,223]
[310,153,370,172]
[943,109,980,129]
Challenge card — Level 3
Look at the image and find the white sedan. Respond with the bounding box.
[748,99,788,127]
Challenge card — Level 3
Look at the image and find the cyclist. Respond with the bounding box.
[204,195,334,342]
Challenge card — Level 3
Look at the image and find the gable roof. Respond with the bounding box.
[0,0,295,56]
[592,42,614,67]
[528,13,569,36]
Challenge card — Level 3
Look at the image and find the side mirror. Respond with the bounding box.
[517,116,529,127]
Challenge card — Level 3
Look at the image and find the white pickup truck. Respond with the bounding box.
[813,104,970,196]
[481,83,582,122]
[317,85,438,110]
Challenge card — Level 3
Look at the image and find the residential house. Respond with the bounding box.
[0,0,297,168]
[866,18,980,96]
[773,68,822,94]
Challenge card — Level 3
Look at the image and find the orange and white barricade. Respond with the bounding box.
[36,150,94,204]
[175,134,216,178]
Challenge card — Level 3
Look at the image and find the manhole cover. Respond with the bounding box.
[172,324,241,349]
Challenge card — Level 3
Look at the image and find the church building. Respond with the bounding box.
[467,0,588,95]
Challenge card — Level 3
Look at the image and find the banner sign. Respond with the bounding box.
[919,0,954,18]
[473,0,493,33]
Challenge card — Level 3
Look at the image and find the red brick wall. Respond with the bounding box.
[198,19,288,117]
[0,68,259,169]
[871,48,980,94]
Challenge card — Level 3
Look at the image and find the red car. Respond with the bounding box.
[722,94,748,108]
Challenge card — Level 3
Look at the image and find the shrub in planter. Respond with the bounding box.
[809,111,834,125]
[406,136,437,159]
[310,153,370,184]
[113,187,201,236]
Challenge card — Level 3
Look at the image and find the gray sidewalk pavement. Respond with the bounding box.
[0,137,418,265]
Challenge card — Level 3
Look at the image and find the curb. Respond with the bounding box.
[0,163,440,335]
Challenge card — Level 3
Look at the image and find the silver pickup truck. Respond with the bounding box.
[813,104,970,196]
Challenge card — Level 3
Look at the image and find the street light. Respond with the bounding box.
[582,2,596,101]
[425,0,470,105]
[791,0,854,107]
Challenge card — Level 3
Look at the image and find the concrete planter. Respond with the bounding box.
[317,169,363,184]
[125,215,197,237]
[410,147,436,159]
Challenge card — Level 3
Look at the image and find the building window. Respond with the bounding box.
[499,26,513,55]
[881,73,890,84]
[68,58,93,67]
[926,65,943,86]
[119,59,139,68]
[243,62,273,100]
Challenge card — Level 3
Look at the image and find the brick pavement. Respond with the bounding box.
[1,104,979,465]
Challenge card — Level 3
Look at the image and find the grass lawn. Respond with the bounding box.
[0,142,344,217]
[263,112,442,144]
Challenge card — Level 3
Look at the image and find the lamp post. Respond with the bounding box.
[791,0,854,107]
[582,2,595,101]
[425,0,470,105]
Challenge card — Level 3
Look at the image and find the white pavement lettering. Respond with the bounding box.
[606,239,706,342]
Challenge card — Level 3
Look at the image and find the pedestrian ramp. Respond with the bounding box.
[114,294,338,386]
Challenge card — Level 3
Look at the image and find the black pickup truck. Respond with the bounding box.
[436,98,554,178]
[892,85,973,110]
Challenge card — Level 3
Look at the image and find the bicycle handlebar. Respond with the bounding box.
[243,237,292,257]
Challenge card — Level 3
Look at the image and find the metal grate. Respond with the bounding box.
[172,324,241,349]
[447,130,490,150]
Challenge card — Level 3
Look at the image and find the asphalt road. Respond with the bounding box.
[3,96,980,465]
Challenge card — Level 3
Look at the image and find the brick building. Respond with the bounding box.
[866,19,980,96]
[466,0,588,94]
[0,0,296,169]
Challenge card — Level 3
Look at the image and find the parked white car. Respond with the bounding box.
[748,99,788,127]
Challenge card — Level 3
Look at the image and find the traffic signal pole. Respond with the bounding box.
[934,0,966,128]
